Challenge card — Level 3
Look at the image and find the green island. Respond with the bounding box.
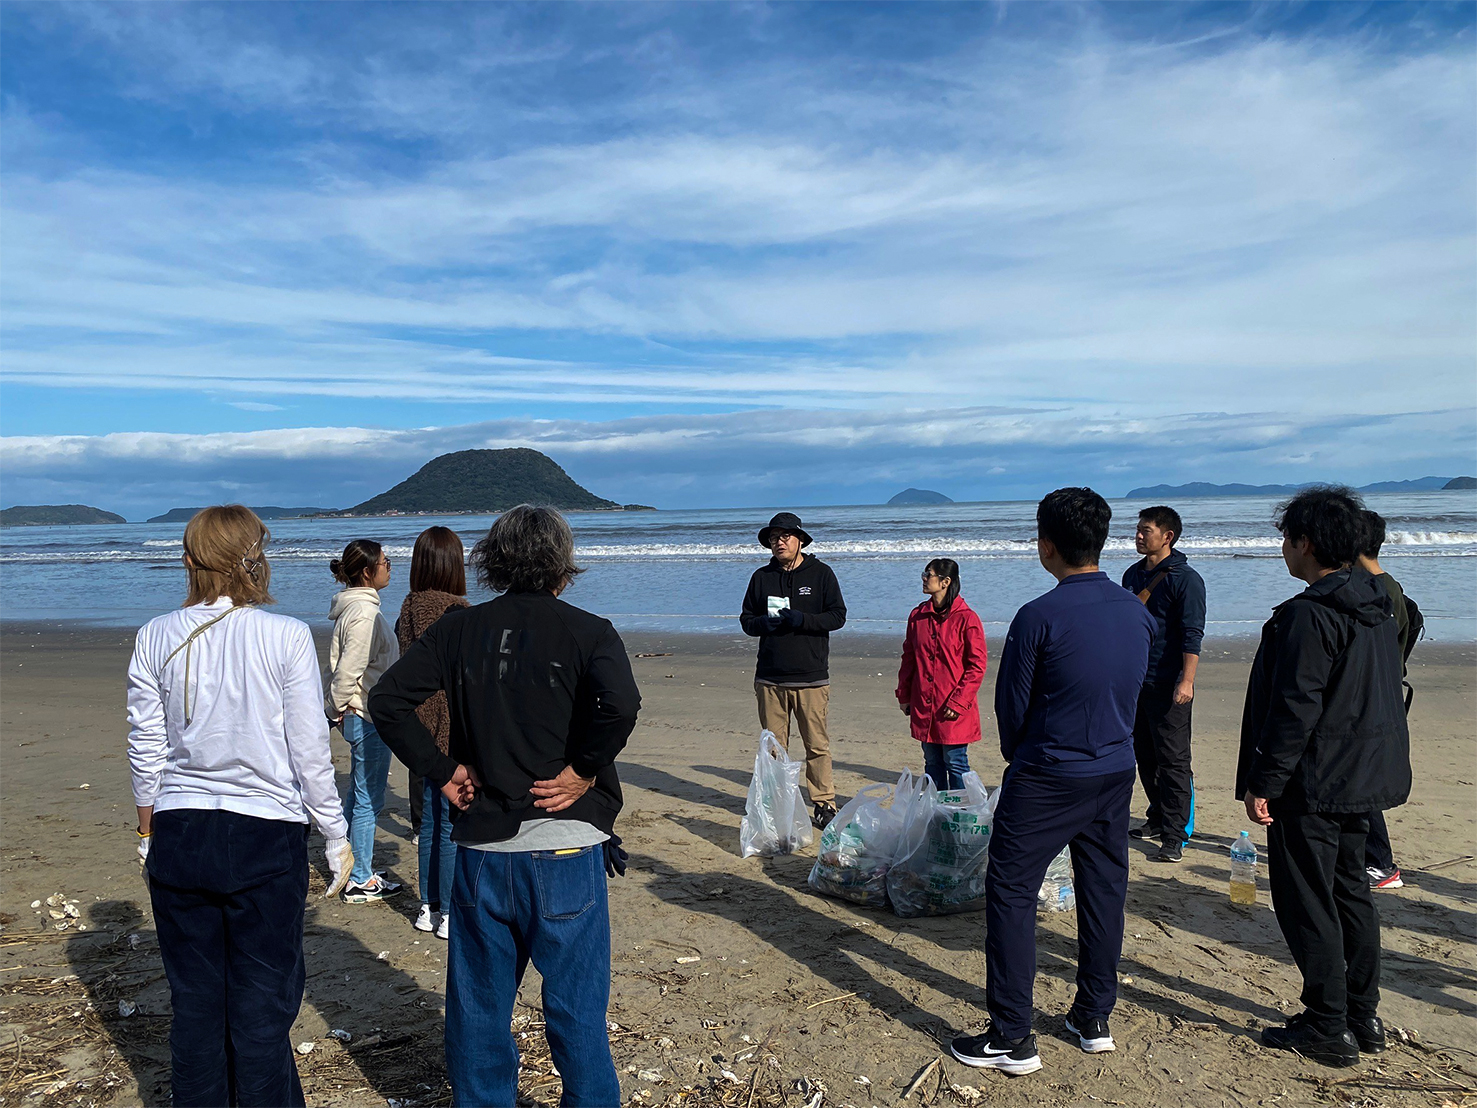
[0,504,127,528]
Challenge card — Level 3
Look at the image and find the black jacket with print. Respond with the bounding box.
[739,555,847,683]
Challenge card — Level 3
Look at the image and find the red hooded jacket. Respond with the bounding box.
[895,595,988,745]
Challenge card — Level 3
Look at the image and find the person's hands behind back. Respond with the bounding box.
[442,765,481,810]
[531,765,595,812]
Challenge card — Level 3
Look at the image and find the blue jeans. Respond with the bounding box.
[447,845,620,1108]
[419,779,458,909]
[147,810,308,1107]
[341,713,391,884]
[922,742,971,791]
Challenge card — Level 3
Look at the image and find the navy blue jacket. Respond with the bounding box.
[1120,549,1206,688]
[994,572,1157,777]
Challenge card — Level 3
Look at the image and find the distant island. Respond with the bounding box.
[1445,476,1476,490]
[343,448,633,516]
[147,505,333,524]
[1125,477,1461,499]
[0,504,126,528]
[888,488,954,505]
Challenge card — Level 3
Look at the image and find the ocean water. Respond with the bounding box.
[2,492,1474,642]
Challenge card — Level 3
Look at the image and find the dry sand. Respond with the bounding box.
[2,625,1474,1108]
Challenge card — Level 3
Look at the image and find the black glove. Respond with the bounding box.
[779,607,805,629]
[603,834,628,878]
[762,615,783,633]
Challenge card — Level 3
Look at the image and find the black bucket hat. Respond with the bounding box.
[758,512,813,548]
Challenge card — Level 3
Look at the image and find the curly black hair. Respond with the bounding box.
[1037,487,1111,568]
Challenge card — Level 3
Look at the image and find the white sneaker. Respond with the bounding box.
[435,912,449,941]
[414,904,435,932]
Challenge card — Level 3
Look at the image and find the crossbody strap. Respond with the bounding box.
[1136,567,1172,605]
[163,607,241,726]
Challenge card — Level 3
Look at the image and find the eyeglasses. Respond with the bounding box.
[921,572,939,582]
[380,558,392,568]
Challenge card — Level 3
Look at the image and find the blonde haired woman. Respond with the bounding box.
[127,505,352,1107]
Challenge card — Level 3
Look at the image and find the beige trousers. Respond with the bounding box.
[754,682,834,804]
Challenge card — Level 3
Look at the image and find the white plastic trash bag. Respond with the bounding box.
[886,772,998,918]
[1038,846,1075,912]
[808,770,921,907]
[739,731,813,858]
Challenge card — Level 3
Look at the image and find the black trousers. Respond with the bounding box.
[1365,810,1395,871]
[985,765,1135,1037]
[1131,684,1193,843]
[1266,804,1381,1036]
[147,809,309,1108]
[409,769,425,834]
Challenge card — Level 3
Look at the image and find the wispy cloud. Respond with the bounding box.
[0,3,1471,489]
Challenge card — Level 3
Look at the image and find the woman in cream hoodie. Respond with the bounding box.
[327,538,401,901]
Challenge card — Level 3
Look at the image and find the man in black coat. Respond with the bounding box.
[739,512,847,827]
[1237,486,1410,1068]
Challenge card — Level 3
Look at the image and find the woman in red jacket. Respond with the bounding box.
[896,558,988,790]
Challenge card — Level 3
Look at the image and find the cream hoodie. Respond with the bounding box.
[326,587,399,718]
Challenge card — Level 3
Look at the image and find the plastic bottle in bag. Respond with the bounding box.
[1229,831,1258,906]
[1037,846,1075,912]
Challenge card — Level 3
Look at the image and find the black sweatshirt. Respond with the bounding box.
[739,555,847,683]
[1235,566,1410,813]
[368,592,641,843]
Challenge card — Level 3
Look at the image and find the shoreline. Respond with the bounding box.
[4,621,1476,668]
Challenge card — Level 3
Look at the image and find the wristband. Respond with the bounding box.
[137,828,152,838]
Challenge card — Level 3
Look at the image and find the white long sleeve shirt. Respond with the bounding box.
[127,598,348,838]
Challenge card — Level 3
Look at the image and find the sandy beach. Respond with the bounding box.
[2,625,1473,1108]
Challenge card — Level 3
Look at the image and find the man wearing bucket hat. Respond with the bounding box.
[739,512,848,828]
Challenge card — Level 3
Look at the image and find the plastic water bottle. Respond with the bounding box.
[1229,831,1258,905]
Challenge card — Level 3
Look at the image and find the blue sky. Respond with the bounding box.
[2,2,1473,518]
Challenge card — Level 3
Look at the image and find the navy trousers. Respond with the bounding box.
[984,764,1135,1038]
[147,809,309,1108]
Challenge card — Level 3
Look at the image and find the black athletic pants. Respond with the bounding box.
[147,809,309,1107]
[1266,803,1381,1037]
[1365,810,1395,872]
[1132,684,1193,844]
[985,764,1135,1038]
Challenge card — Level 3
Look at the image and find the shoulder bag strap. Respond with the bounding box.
[163,607,240,725]
[1136,567,1172,605]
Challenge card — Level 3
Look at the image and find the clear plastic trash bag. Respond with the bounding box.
[886,771,999,918]
[1038,845,1076,912]
[808,770,922,907]
[739,730,814,858]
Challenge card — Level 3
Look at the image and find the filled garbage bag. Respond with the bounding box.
[808,771,922,907]
[739,731,814,858]
[886,772,998,918]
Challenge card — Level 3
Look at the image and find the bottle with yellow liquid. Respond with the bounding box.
[1229,830,1258,905]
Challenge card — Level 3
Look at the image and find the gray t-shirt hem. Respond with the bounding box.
[461,818,608,853]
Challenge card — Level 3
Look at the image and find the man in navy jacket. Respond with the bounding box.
[952,488,1155,1076]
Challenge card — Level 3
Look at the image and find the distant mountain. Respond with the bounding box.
[1443,476,1476,490]
[0,504,126,528]
[1125,478,1458,499]
[1357,477,1457,493]
[147,506,332,523]
[345,449,620,515]
[888,488,954,505]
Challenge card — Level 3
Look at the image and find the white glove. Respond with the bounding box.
[324,837,353,899]
[137,832,151,875]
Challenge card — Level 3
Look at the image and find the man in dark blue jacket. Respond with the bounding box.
[1121,505,1206,862]
[952,488,1155,1076]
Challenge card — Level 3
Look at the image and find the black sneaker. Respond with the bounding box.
[1348,1015,1386,1054]
[1152,842,1184,863]
[811,802,838,829]
[1128,822,1163,841]
[950,1025,1042,1075]
[1262,1016,1359,1067]
[1064,1011,1115,1053]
